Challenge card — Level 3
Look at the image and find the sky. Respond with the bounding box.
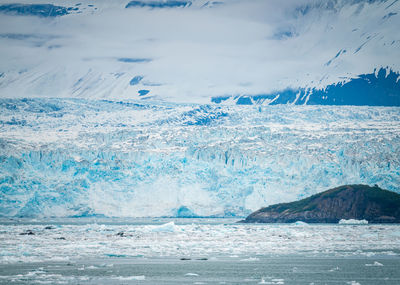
[0,0,399,103]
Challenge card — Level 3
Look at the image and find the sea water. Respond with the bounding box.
[0,218,400,284]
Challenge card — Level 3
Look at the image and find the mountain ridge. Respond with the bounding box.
[0,0,398,102]
[242,184,400,223]
[212,67,400,106]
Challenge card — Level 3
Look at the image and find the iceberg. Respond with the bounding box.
[365,261,383,267]
[339,219,368,225]
[113,275,145,281]
[293,221,309,226]
[149,222,179,232]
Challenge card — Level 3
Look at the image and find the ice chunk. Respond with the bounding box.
[149,222,179,232]
[365,261,383,266]
[185,273,199,276]
[113,275,145,280]
[240,257,259,262]
[339,219,368,225]
[293,221,309,226]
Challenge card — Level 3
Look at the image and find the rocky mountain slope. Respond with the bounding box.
[243,185,400,223]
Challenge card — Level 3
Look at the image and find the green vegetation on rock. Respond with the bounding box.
[243,185,400,223]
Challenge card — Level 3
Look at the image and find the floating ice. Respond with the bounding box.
[365,261,383,266]
[1,221,400,264]
[259,278,285,285]
[293,221,309,226]
[149,222,179,232]
[185,273,199,276]
[113,275,145,280]
[339,219,368,225]
[240,257,260,262]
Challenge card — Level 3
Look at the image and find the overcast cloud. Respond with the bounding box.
[0,0,399,102]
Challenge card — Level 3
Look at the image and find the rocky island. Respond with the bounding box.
[242,184,400,223]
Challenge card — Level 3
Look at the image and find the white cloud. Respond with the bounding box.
[0,0,398,102]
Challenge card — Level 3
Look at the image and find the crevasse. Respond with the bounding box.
[0,99,399,217]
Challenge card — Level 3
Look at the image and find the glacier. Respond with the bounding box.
[1,98,399,218]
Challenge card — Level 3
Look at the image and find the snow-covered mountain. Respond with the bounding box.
[0,0,399,103]
[213,67,400,105]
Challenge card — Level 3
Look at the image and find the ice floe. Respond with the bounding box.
[1,221,400,264]
[113,275,145,280]
[365,261,383,266]
[185,273,199,276]
[339,219,368,225]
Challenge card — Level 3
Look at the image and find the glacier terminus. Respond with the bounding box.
[0,99,399,218]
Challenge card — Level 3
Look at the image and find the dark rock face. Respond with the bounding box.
[243,185,400,223]
[0,4,70,17]
[212,68,400,106]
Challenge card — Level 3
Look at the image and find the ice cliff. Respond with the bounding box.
[0,99,399,217]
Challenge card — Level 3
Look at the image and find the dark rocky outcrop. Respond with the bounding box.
[19,230,35,235]
[242,185,400,223]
